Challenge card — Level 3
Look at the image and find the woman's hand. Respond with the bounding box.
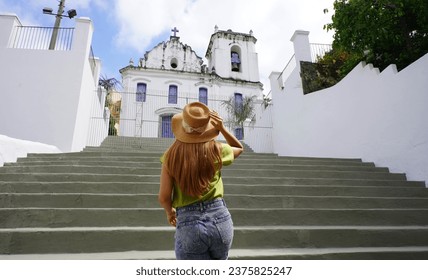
[210,111,243,158]
[209,111,225,132]
[159,164,176,227]
[166,208,176,227]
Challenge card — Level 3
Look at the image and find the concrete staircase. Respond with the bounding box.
[1,136,428,259]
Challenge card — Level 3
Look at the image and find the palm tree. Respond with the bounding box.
[221,95,256,139]
[98,75,122,136]
[99,75,121,96]
[262,94,272,109]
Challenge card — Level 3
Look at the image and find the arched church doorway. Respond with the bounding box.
[156,107,182,139]
[161,114,174,138]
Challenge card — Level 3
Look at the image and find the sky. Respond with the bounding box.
[0,0,335,93]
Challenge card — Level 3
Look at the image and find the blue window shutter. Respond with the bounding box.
[168,85,178,104]
[234,93,243,113]
[161,115,174,138]
[235,127,243,140]
[136,83,146,102]
[199,87,208,105]
[234,93,244,139]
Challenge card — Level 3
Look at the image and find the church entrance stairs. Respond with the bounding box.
[1,136,428,259]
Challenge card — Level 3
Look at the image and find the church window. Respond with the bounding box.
[136,83,146,102]
[168,85,178,104]
[234,93,244,140]
[231,51,241,72]
[234,92,243,113]
[199,87,208,105]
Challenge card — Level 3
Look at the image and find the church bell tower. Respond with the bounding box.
[205,26,260,82]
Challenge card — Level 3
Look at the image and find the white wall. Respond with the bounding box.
[0,14,99,152]
[86,86,110,147]
[0,134,60,166]
[70,18,98,151]
[243,100,274,153]
[270,30,428,185]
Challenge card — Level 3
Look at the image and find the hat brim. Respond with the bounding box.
[171,113,219,143]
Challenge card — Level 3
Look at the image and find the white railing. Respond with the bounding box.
[11,26,74,50]
[88,46,97,76]
[277,43,333,89]
[310,43,333,62]
[277,54,296,89]
[86,88,109,147]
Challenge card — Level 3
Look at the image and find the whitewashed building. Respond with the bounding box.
[0,14,102,153]
[118,27,268,144]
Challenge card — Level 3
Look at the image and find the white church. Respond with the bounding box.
[117,26,266,142]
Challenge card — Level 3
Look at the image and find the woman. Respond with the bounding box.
[158,102,243,260]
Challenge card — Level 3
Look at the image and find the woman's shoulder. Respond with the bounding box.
[214,142,234,164]
[215,141,231,150]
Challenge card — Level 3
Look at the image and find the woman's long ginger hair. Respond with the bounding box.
[163,140,223,197]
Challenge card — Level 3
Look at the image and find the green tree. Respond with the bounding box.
[324,0,428,72]
[221,95,256,139]
[98,75,122,136]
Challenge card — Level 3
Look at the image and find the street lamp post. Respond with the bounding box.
[49,0,65,50]
[43,0,77,50]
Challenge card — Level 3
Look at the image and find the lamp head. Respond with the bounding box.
[67,9,77,18]
[42,7,53,14]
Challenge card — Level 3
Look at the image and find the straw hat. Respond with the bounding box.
[171,102,219,143]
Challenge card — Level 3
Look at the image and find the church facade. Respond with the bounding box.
[118,26,264,140]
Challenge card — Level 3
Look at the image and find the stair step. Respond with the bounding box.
[1,226,428,254]
[0,167,403,180]
[3,163,383,172]
[21,153,366,165]
[2,193,428,209]
[229,247,428,260]
[1,182,426,197]
[3,247,428,260]
[1,208,428,228]
[16,157,372,167]
[0,173,415,185]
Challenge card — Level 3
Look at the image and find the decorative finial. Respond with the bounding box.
[214,25,218,32]
[129,58,134,66]
[249,29,253,36]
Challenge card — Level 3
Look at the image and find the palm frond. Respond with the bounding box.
[98,74,121,92]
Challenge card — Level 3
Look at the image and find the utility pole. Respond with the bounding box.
[49,0,65,50]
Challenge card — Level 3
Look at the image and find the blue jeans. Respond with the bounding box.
[175,198,234,260]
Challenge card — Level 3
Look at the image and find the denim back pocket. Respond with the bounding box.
[214,212,234,245]
[175,217,204,254]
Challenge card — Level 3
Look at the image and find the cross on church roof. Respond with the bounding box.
[171,27,179,37]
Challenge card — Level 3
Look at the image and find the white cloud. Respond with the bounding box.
[0,0,335,91]
[111,0,334,91]
[113,0,193,51]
